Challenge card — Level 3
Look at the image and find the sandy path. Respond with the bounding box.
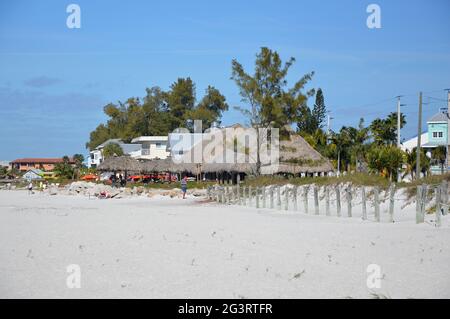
[0,190,449,298]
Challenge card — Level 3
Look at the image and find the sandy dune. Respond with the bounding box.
[0,190,449,298]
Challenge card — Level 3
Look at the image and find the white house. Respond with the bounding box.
[88,139,142,168]
[401,132,429,153]
[131,136,170,160]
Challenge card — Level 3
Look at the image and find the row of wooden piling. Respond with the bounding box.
[416,180,448,227]
[206,181,448,226]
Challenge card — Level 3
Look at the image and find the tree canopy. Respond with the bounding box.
[86,78,228,150]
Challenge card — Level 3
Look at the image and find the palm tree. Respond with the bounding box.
[72,154,85,180]
[431,145,447,175]
[403,147,431,180]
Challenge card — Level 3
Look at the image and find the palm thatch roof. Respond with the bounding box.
[97,130,334,175]
[261,133,334,174]
[97,156,143,172]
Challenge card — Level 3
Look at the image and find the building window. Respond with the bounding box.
[156,142,162,149]
[433,132,438,138]
[438,132,443,138]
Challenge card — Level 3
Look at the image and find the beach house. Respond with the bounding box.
[88,139,142,168]
[10,158,76,172]
[131,136,170,160]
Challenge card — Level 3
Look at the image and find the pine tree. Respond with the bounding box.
[312,88,326,129]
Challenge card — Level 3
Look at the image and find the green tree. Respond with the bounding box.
[367,145,404,180]
[189,86,229,129]
[54,156,75,180]
[102,143,124,158]
[370,112,406,145]
[86,80,228,150]
[403,147,430,180]
[311,88,327,130]
[231,47,314,174]
[72,154,85,179]
[432,145,447,175]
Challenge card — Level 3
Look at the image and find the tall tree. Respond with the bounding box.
[312,88,327,129]
[165,77,196,130]
[231,47,314,174]
[370,112,406,145]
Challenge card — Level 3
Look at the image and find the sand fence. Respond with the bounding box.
[207,181,449,227]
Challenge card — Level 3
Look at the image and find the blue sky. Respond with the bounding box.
[0,0,449,160]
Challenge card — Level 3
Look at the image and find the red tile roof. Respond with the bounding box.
[10,158,75,164]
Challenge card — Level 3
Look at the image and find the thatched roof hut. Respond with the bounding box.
[261,133,334,175]
[97,128,334,177]
[97,156,143,173]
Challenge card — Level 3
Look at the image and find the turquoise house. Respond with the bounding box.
[422,111,449,173]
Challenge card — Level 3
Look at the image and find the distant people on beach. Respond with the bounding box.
[181,176,187,199]
[27,182,33,195]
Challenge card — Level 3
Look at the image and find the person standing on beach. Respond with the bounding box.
[181,176,187,199]
[27,181,33,195]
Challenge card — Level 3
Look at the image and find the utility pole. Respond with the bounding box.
[326,113,333,145]
[397,96,401,148]
[446,89,450,172]
[416,92,423,180]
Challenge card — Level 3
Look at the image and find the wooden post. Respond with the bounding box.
[216,187,220,203]
[374,187,380,222]
[388,184,395,223]
[442,180,448,216]
[248,186,252,207]
[346,186,352,217]
[225,187,230,205]
[325,186,330,216]
[335,185,341,217]
[277,186,281,210]
[303,186,309,214]
[420,184,427,223]
[293,186,298,211]
[284,188,289,211]
[262,187,266,208]
[435,186,442,227]
[237,184,241,205]
[361,187,367,220]
[270,187,274,209]
[314,186,319,215]
[256,187,260,208]
[416,185,422,223]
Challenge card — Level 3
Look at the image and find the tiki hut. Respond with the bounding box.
[261,133,334,177]
[97,156,143,173]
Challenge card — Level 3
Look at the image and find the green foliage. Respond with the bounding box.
[231,47,314,174]
[367,145,404,180]
[431,145,447,174]
[102,143,124,158]
[403,147,430,180]
[370,112,406,145]
[231,47,314,136]
[54,156,74,179]
[86,79,228,150]
[297,88,327,134]
[0,166,8,177]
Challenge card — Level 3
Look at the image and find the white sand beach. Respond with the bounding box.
[1,189,449,299]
